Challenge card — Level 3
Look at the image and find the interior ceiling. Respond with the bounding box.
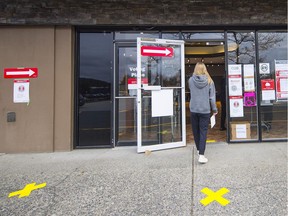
[184,41,239,65]
[186,56,225,65]
[184,41,226,65]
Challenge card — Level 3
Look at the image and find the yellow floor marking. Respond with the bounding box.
[206,140,216,143]
[200,187,230,206]
[8,182,46,198]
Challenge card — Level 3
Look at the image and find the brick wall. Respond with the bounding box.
[0,0,287,26]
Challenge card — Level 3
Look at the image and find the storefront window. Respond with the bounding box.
[227,31,258,141]
[77,32,113,147]
[258,32,288,140]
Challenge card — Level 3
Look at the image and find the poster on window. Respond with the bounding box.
[13,79,30,103]
[228,76,242,96]
[127,65,147,90]
[259,63,270,74]
[261,79,276,100]
[243,64,254,77]
[275,60,288,101]
[244,92,256,107]
[228,64,242,75]
[244,77,255,92]
[229,96,244,117]
[243,64,255,92]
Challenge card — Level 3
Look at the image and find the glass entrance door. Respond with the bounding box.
[115,43,138,146]
[137,38,186,153]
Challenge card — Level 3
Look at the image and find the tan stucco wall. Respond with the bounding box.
[0,26,73,153]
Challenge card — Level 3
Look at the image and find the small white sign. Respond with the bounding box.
[228,64,242,75]
[152,89,173,117]
[13,79,30,103]
[244,64,254,77]
[244,77,255,92]
[259,63,270,74]
[229,97,244,117]
[229,77,242,96]
[236,124,247,138]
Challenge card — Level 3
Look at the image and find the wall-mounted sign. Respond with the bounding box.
[4,68,38,79]
[13,79,30,103]
[141,46,174,57]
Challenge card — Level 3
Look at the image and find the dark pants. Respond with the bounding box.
[190,112,210,155]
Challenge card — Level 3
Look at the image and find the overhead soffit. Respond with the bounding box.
[184,43,238,56]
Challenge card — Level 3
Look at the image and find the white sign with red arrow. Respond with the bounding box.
[4,68,38,79]
[141,46,174,57]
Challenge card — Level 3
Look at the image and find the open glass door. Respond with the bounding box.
[137,38,186,153]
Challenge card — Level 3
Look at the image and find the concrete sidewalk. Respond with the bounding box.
[192,142,287,216]
[0,142,287,216]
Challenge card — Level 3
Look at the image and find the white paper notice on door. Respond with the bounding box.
[236,124,247,138]
[229,77,242,96]
[229,96,244,117]
[152,89,173,117]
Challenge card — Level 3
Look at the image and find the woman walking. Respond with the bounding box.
[188,62,218,163]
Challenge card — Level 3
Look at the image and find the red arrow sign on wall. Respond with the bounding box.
[141,46,174,57]
[4,68,38,79]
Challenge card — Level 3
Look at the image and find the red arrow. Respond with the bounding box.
[141,46,174,57]
[4,68,38,78]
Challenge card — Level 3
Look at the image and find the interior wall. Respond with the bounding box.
[0,26,73,153]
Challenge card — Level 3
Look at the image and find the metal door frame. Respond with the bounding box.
[136,37,186,153]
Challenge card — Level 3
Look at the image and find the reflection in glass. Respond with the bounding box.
[115,32,159,40]
[141,43,182,88]
[141,89,183,145]
[117,98,137,145]
[162,32,180,40]
[258,32,287,140]
[118,47,137,97]
[181,32,224,40]
[140,41,184,146]
[78,32,113,147]
[116,46,138,145]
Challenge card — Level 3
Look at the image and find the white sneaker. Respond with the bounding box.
[198,155,208,163]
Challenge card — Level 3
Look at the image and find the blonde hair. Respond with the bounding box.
[193,62,213,84]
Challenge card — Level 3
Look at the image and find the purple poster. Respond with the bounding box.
[244,92,256,107]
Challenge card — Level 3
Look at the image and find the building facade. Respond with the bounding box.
[0,0,287,153]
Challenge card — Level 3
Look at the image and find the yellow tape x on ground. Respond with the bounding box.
[200,187,230,206]
[8,182,46,198]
